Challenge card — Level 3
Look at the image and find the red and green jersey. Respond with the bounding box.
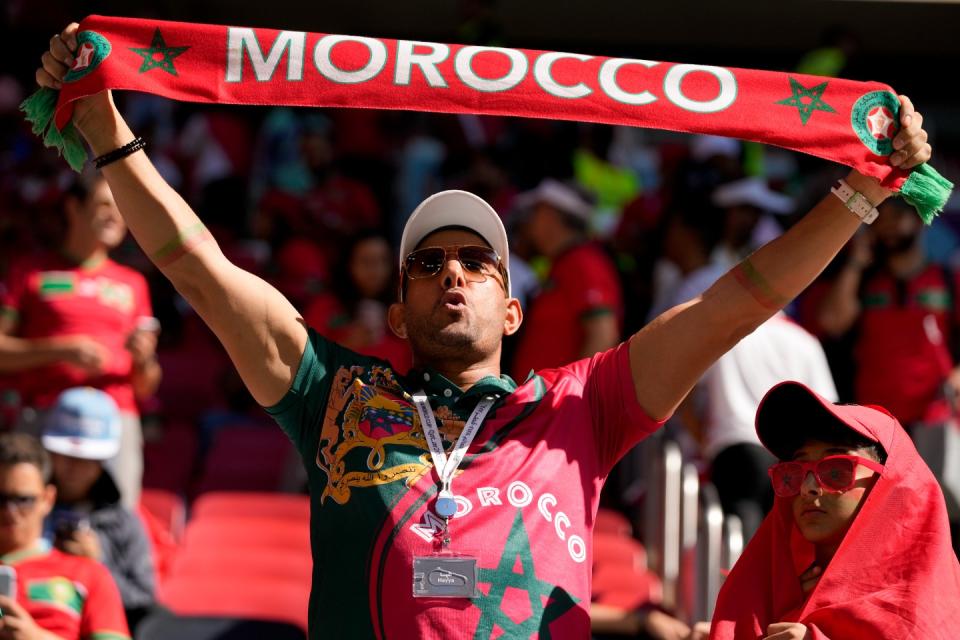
[267,330,660,639]
[1,546,130,640]
[0,252,152,412]
[855,263,960,423]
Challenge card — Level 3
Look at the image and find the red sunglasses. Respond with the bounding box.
[768,455,885,497]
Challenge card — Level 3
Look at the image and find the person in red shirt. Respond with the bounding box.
[0,171,161,507]
[512,179,623,380]
[0,432,130,640]
[710,381,960,639]
[817,197,960,425]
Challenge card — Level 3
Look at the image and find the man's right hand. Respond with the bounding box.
[54,336,109,374]
[37,23,115,139]
[0,595,62,640]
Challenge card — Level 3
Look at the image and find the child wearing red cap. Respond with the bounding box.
[710,381,960,640]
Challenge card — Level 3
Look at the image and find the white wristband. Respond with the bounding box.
[831,179,880,225]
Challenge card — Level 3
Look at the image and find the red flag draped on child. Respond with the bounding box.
[22,14,952,221]
[711,384,960,639]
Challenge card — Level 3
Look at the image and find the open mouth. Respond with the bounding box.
[440,290,467,308]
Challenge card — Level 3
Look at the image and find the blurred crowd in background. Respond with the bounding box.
[1,7,960,636]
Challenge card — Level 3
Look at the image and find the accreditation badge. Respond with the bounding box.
[412,554,479,599]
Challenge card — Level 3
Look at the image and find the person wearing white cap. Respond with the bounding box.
[510,179,623,380]
[41,388,156,631]
[709,176,796,269]
[34,30,935,638]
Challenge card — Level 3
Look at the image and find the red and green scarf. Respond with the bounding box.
[22,15,952,221]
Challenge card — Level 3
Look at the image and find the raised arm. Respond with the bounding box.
[38,24,307,407]
[629,96,931,420]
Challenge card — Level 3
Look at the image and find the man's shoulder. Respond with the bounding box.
[20,548,111,583]
[267,329,403,415]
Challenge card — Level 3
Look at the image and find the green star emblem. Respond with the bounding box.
[776,77,836,125]
[472,510,579,639]
[130,28,189,76]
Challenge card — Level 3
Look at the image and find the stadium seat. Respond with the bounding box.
[595,508,632,536]
[160,574,309,630]
[137,613,306,640]
[591,564,661,610]
[592,532,646,571]
[140,488,187,542]
[191,491,309,522]
[143,420,199,495]
[136,502,180,585]
[180,516,310,554]
[194,426,298,495]
[166,547,312,583]
[155,315,230,421]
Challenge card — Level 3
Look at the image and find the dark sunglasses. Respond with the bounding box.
[768,455,885,497]
[0,493,39,513]
[403,245,506,286]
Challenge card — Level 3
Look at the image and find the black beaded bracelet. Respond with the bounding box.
[94,136,147,169]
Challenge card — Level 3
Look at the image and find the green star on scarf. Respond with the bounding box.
[130,28,189,76]
[472,510,578,638]
[777,77,836,125]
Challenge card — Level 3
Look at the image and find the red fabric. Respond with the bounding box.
[57,15,914,191]
[0,252,151,412]
[6,548,130,639]
[190,491,310,521]
[594,507,633,536]
[855,264,958,424]
[591,564,660,610]
[136,503,179,584]
[359,342,664,639]
[592,532,646,570]
[138,488,186,541]
[160,573,309,630]
[711,404,960,639]
[513,243,622,379]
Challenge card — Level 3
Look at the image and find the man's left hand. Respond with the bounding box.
[0,595,61,640]
[126,328,158,369]
[889,95,931,170]
[59,529,102,562]
[845,95,932,204]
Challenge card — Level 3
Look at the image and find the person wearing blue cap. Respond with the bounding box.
[41,388,156,632]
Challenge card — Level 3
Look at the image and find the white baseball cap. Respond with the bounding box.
[42,387,121,461]
[513,178,593,222]
[691,135,741,162]
[711,177,795,215]
[399,190,511,296]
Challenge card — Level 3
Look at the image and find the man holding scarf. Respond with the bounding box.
[35,21,933,640]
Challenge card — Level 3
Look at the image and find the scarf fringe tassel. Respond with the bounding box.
[19,87,87,172]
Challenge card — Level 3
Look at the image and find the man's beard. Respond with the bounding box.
[405,314,488,363]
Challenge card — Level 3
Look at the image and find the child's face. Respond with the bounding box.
[790,440,880,546]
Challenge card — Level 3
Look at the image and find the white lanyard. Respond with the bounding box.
[412,390,496,518]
